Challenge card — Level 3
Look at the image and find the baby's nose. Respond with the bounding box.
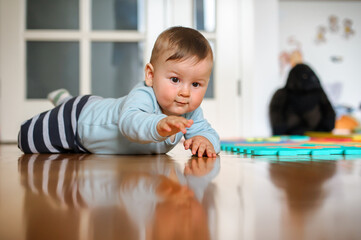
[179,85,190,97]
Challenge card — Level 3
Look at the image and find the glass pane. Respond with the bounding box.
[91,42,143,98]
[205,40,215,98]
[92,0,144,31]
[27,41,79,99]
[194,0,216,32]
[205,69,214,99]
[26,0,79,29]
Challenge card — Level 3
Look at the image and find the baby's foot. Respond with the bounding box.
[47,89,71,106]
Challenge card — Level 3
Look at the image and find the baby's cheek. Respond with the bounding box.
[158,93,173,107]
[193,94,204,105]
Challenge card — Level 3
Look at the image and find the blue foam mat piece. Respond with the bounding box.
[221,141,361,156]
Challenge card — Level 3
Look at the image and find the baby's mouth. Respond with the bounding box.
[175,100,188,105]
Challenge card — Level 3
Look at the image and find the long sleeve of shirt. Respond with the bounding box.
[118,86,168,143]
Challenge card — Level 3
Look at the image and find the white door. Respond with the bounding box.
[0,0,241,142]
[168,0,242,140]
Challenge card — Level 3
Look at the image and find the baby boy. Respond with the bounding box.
[18,26,220,157]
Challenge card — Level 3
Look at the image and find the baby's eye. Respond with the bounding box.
[170,77,179,83]
[192,82,200,87]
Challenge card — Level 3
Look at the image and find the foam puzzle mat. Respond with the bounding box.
[221,134,361,156]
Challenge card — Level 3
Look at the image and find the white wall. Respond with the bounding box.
[241,0,279,137]
[279,1,361,111]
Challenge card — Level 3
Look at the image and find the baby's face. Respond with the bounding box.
[145,54,213,116]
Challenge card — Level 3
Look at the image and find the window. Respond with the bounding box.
[25,0,145,98]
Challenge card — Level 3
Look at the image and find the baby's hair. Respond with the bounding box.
[150,26,213,65]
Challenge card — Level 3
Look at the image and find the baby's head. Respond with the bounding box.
[149,26,213,66]
[145,26,213,116]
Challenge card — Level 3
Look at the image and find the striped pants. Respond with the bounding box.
[18,95,93,154]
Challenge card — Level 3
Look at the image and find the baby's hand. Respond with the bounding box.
[184,157,216,177]
[157,116,193,137]
[183,136,217,158]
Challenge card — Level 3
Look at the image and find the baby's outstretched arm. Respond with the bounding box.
[157,116,193,137]
[184,136,217,158]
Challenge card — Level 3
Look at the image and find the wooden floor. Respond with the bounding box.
[1,143,361,240]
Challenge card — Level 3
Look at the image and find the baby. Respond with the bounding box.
[18,26,220,157]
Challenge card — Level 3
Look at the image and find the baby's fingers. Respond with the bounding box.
[160,122,172,132]
[178,119,193,133]
[205,146,217,158]
[197,143,207,157]
[191,141,200,155]
[186,119,194,128]
[174,122,187,134]
[166,120,186,134]
[184,138,193,150]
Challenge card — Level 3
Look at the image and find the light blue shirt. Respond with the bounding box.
[77,82,220,154]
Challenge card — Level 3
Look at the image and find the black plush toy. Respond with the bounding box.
[269,64,336,135]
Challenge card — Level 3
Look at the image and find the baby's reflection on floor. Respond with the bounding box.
[18,154,220,240]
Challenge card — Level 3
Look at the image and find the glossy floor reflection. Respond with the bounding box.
[1,144,361,240]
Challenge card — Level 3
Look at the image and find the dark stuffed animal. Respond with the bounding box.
[269,64,336,135]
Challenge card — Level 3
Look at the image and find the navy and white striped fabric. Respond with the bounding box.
[18,95,93,154]
[19,154,89,208]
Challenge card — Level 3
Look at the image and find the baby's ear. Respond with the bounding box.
[144,63,154,87]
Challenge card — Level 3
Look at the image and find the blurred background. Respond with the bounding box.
[0,0,360,142]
